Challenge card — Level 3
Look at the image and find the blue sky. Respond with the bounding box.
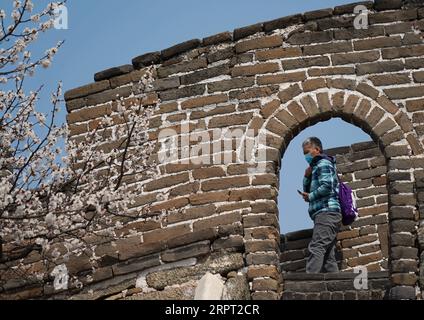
[4,0,371,233]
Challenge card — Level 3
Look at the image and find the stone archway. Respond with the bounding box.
[241,82,421,299]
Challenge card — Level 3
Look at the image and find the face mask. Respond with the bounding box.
[305,153,314,164]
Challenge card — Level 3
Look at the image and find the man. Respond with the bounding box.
[300,137,342,273]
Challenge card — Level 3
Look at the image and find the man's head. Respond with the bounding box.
[302,137,322,163]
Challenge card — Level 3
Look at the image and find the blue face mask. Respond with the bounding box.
[305,153,314,164]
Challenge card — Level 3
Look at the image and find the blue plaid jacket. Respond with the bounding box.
[303,153,341,220]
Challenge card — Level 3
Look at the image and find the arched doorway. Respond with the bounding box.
[242,84,421,300]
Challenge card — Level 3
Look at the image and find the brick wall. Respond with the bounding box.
[2,0,424,300]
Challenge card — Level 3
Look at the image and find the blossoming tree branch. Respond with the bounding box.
[0,0,160,288]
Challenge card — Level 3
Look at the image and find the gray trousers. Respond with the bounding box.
[306,211,342,273]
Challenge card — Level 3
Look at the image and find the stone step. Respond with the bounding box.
[280,271,390,300]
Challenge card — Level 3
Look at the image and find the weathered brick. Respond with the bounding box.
[236,35,283,53]
[152,77,180,91]
[246,252,280,265]
[358,204,388,217]
[303,42,352,56]
[261,99,281,118]
[356,61,404,76]
[157,58,207,78]
[149,197,189,213]
[201,176,250,192]
[256,47,302,61]
[334,26,385,40]
[353,36,402,51]
[316,92,333,113]
[384,86,424,99]
[67,104,112,124]
[300,95,320,117]
[229,187,276,201]
[181,94,228,110]
[231,62,280,77]
[263,14,303,32]
[382,45,424,59]
[413,71,424,83]
[390,273,418,286]
[202,31,232,46]
[405,57,424,69]
[181,64,230,85]
[229,86,279,100]
[65,80,111,101]
[308,66,355,76]
[406,98,424,112]
[356,82,380,100]
[391,246,419,260]
[370,8,417,24]
[155,102,179,114]
[347,252,383,267]
[302,78,327,92]
[144,172,189,192]
[366,107,386,128]
[207,47,235,64]
[281,56,330,70]
[132,51,161,68]
[233,23,263,41]
[374,0,402,11]
[317,16,354,31]
[332,92,345,110]
[257,71,306,85]
[337,229,360,240]
[252,278,279,291]
[208,77,255,93]
[333,1,373,15]
[209,112,253,128]
[247,265,280,280]
[158,84,205,101]
[161,241,210,262]
[193,212,241,231]
[326,78,356,91]
[391,233,416,247]
[278,84,302,103]
[373,118,397,137]
[331,50,380,65]
[161,38,201,60]
[394,112,414,132]
[192,167,225,180]
[142,224,192,244]
[287,31,333,45]
[355,166,386,180]
[189,190,229,205]
[376,95,399,114]
[287,101,308,123]
[369,73,410,86]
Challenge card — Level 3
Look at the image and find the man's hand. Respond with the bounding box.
[301,192,309,202]
[304,166,312,177]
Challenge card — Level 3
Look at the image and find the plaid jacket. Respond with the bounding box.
[303,153,341,220]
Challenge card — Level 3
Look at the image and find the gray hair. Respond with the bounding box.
[302,137,323,151]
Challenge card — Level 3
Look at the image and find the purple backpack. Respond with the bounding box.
[322,154,358,225]
[337,178,359,225]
